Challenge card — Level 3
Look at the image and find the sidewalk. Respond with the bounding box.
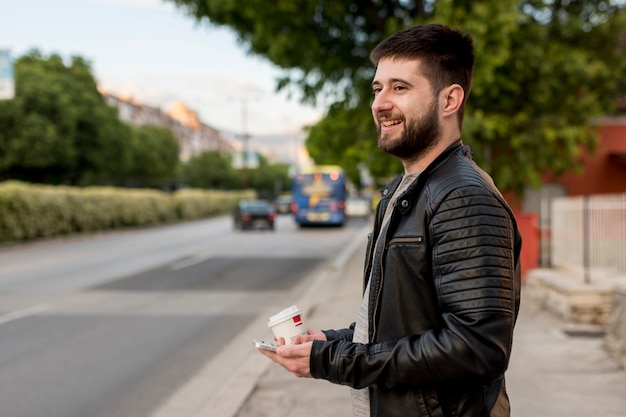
[234,239,626,417]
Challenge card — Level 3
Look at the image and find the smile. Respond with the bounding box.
[381,119,402,127]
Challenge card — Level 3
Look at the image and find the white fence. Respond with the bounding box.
[551,193,626,282]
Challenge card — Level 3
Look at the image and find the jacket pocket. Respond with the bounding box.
[386,236,424,247]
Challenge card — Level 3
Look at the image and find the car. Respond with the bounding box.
[345,196,372,219]
[274,195,294,214]
[233,199,276,231]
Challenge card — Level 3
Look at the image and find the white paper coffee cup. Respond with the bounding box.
[267,305,307,345]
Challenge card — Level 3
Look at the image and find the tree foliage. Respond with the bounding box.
[0,52,181,189]
[247,154,292,199]
[0,51,135,185]
[126,125,180,188]
[180,150,291,197]
[168,0,626,193]
[181,150,242,189]
[0,50,294,195]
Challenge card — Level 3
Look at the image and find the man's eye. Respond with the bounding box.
[372,88,381,95]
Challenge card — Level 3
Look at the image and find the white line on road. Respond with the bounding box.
[0,304,49,326]
[169,253,214,271]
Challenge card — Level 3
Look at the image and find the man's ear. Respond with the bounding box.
[441,84,464,117]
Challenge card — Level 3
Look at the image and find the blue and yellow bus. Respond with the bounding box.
[292,165,347,227]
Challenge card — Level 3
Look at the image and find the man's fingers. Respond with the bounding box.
[292,335,309,344]
[256,347,280,363]
[277,341,312,357]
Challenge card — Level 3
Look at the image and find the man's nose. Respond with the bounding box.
[371,90,393,114]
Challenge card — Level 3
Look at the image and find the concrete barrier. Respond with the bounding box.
[606,282,626,367]
[525,268,614,325]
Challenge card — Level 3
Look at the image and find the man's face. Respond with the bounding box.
[371,57,441,161]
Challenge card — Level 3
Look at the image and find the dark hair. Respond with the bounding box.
[370,24,475,125]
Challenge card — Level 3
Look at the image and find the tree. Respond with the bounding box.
[180,150,242,189]
[0,52,79,183]
[67,56,135,186]
[0,51,135,185]
[126,125,180,188]
[247,154,292,199]
[180,149,291,197]
[167,0,626,194]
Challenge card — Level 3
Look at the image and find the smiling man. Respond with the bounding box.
[257,23,522,417]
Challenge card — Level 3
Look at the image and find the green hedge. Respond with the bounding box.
[0,181,255,242]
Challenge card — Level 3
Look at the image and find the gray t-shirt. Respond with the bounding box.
[351,173,419,416]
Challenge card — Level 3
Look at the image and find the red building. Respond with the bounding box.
[545,117,626,195]
[515,117,626,278]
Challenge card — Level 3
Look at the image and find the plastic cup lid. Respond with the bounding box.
[267,305,301,327]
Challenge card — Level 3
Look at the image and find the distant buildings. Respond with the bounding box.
[99,89,234,161]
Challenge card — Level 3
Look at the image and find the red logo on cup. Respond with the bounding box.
[293,314,303,327]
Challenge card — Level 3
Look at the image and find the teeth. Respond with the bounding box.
[382,120,401,127]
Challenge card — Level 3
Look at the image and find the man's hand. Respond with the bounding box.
[256,329,327,378]
[258,340,313,378]
[293,329,326,343]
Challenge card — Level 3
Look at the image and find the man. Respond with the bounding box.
[258,23,522,417]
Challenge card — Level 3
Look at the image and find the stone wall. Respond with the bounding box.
[606,283,626,367]
[525,268,614,325]
[526,268,626,366]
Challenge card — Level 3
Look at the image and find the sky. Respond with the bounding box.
[0,0,323,141]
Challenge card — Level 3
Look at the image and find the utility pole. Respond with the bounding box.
[241,97,251,189]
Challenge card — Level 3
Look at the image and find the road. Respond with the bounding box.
[0,214,369,417]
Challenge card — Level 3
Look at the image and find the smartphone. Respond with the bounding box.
[253,339,277,352]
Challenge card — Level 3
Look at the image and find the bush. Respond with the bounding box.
[172,188,255,219]
[0,181,253,243]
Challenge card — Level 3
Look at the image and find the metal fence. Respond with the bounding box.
[551,193,626,283]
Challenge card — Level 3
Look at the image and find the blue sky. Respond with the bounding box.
[0,0,323,136]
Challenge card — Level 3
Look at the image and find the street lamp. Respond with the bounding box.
[232,94,263,189]
[240,97,251,189]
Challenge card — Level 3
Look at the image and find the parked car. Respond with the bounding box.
[233,199,276,231]
[274,195,294,214]
[345,196,372,218]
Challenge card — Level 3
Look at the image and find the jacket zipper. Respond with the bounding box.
[371,259,383,341]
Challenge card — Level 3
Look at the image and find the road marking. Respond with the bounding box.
[169,253,213,271]
[170,247,215,271]
[0,304,49,326]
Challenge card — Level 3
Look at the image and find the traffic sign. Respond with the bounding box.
[0,50,15,100]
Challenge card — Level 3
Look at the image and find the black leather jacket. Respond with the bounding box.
[310,142,522,417]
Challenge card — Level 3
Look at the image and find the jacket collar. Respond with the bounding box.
[378,140,464,204]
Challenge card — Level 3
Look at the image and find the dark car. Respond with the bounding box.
[274,195,294,214]
[233,199,276,231]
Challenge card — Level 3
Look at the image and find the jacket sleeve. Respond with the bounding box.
[310,184,521,390]
[322,322,355,341]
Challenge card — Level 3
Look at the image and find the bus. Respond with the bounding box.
[291,165,347,227]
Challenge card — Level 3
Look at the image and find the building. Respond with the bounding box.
[548,117,626,195]
[99,89,234,161]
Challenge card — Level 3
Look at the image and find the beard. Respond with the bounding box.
[377,99,441,161]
